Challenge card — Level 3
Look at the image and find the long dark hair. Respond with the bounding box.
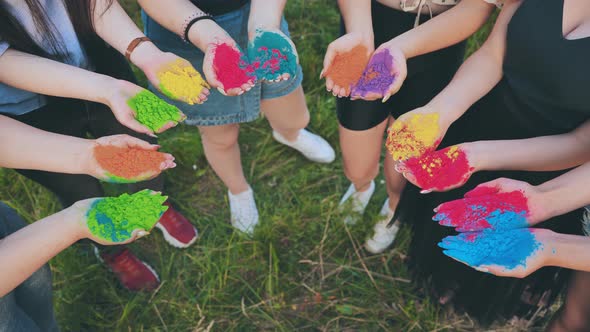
[0,0,114,62]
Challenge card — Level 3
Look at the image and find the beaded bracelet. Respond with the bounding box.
[182,12,215,43]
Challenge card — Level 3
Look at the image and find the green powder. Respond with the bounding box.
[86,190,168,242]
[127,90,184,132]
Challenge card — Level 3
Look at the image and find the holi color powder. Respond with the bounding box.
[403,146,474,191]
[212,43,255,90]
[351,49,395,97]
[127,90,184,132]
[94,145,167,182]
[86,190,168,242]
[248,30,298,81]
[439,228,542,271]
[157,59,209,105]
[433,187,530,231]
[386,113,440,161]
[325,45,369,95]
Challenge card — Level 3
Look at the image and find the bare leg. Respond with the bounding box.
[198,124,249,194]
[261,86,310,142]
[547,271,590,332]
[339,118,389,192]
[383,117,407,211]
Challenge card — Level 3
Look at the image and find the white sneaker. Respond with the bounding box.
[338,181,375,225]
[228,187,259,235]
[273,129,335,164]
[365,199,399,254]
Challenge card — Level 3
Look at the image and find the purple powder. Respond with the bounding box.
[351,49,395,97]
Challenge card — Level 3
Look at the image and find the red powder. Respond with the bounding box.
[212,43,254,90]
[94,145,166,179]
[403,146,474,191]
[325,45,369,94]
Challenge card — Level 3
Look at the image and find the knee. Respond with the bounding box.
[343,162,378,186]
[200,125,240,151]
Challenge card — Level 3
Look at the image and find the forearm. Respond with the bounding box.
[390,0,494,58]
[0,209,83,296]
[468,121,590,172]
[248,0,286,31]
[0,116,94,174]
[338,0,373,37]
[427,1,521,121]
[536,162,590,219]
[138,0,226,51]
[0,49,115,105]
[545,232,590,272]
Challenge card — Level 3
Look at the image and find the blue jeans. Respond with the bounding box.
[0,203,58,332]
[142,2,303,126]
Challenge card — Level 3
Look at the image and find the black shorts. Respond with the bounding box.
[337,1,466,131]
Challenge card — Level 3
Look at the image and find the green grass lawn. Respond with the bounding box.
[0,1,527,331]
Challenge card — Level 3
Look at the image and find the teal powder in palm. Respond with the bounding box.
[127,90,184,132]
[247,30,298,81]
[86,190,168,242]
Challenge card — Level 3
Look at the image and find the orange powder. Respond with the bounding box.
[325,45,370,94]
[94,145,167,180]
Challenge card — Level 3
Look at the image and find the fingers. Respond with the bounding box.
[156,121,178,134]
[326,78,335,92]
[113,135,158,150]
[121,117,156,137]
[442,249,480,267]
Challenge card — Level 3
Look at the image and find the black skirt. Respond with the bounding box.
[398,79,584,324]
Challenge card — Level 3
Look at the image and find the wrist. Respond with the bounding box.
[129,41,161,69]
[536,229,560,267]
[95,75,120,106]
[59,207,89,241]
[535,182,563,221]
[248,17,282,35]
[188,19,227,50]
[461,141,485,172]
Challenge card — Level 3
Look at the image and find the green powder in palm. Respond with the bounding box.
[86,190,168,242]
[127,90,185,132]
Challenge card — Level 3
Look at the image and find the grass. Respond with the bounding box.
[0,1,522,331]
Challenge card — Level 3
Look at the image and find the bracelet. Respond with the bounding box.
[182,13,215,43]
[125,36,151,62]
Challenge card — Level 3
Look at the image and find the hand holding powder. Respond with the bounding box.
[439,228,544,273]
[157,59,210,105]
[323,44,370,96]
[433,187,531,232]
[351,49,396,99]
[209,42,256,93]
[93,144,174,183]
[85,190,168,243]
[397,145,475,192]
[127,90,185,133]
[247,29,298,81]
[386,112,441,161]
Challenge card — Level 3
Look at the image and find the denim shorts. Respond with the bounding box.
[142,3,304,126]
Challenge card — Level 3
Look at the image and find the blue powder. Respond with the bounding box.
[439,228,542,270]
[95,210,130,242]
[247,30,298,81]
[484,209,528,230]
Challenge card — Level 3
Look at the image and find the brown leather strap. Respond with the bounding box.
[125,37,151,62]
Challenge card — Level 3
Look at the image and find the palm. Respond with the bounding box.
[203,40,255,96]
[142,53,209,105]
[247,28,299,82]
[351,46,406,101]
[106,81,155,135]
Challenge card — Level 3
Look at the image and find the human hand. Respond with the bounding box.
[131,43,210,105]
[247,28,298,82]
[320,33,373,98]
[83,135,176,183]
[433,178,549,232]
[386,106,450,162]
[68,190,168,245]
[439,228,554,278]
[351,43,407,102]
[395,143,477,193]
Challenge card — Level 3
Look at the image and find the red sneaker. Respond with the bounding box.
[155,202,198,248]
[95,247,160,292]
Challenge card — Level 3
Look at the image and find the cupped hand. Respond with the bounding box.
[433,178,548,232]
[386,106,450,162]
[104,80,158,136]
[247,28,299,82]
[320,33,373,98]
[439,228,552,278]
[139,52,210,105]
[395,143,476,193]
[203,38,256,96]
[351,43,407,102]
[85,135,176,183]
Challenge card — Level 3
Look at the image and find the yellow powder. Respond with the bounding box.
[158,60,210,105]
[445,145,460,160]
[386,113,440,160]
